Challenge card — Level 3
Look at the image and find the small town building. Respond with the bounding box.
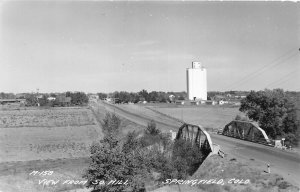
[175,100,185,105]
[0,99,26,106]
[205,100,217,105]
[168,95,175,102]
[190,101,199,105]
[47,97,56,101]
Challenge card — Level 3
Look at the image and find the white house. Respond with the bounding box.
[47,97,56,101]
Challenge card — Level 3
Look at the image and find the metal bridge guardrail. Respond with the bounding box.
[222,120,271,145]
[175,123,223,157]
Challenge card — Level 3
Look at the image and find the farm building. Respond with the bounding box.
[175,100,185,105]
[190,101,200,105]
[0,99,26,106]
[205,100,217,105]
[168,95,175,102]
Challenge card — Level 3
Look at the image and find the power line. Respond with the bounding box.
[227,50,297,90]
[224,48,298,91]
[265,70,298,88]
[226,48,296,89]
[226,50,298,91]
[275,78,297,88]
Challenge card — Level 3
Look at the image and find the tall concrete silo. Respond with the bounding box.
[186,61,207,100]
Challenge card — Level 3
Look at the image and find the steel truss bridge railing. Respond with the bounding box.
[175,123,217,157]
[222,120,271,144]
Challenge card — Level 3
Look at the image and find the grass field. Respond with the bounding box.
[150,104,242,129]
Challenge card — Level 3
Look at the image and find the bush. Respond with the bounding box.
[83,113,149,192]
[122,131,140,154]
[101,113,121,136]
[145,120,161,136]
[172,138,204,175]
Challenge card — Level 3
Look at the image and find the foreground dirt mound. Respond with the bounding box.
[192,154,299,192]
[153,154,299,192]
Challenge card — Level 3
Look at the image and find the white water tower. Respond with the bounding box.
[186,61,207,100]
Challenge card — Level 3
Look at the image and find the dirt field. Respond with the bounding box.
[0,107,104,192]
[0,107,102,163]
[0,107,96,128]
[0,105,146,192]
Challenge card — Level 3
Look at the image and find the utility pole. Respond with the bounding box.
[36,88,40,107]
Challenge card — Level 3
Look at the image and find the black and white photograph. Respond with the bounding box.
[0,1,299,192]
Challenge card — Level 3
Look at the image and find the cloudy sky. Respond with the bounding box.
[0,1,299,93]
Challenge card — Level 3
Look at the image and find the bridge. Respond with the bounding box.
[175,123,224,159]
[222,120,271,144]
[174,120,272,161]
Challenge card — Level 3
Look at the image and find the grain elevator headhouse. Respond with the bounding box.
[186,61,207,101]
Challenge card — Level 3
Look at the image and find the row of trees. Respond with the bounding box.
[0,92,16,99]
[83,113,205,191]
[240,89,299,146]
[23,92,88,107]
[66,91,89,105]
[97,90,186,103]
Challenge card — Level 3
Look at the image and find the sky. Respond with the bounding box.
[0,1,299,93]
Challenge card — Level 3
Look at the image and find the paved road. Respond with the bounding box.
[211,134,300,186]
[98,101,300,187]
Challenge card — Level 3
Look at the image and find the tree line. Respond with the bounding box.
[12,92,89,107]
[240,89,299,146]
[97,90,186,103]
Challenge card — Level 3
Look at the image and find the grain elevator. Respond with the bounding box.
[186,61,207,100]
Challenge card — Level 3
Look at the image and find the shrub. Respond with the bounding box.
[84,113,149,192]
[101,113,121,136]
[145,120,161,136]
[172,138,204,175]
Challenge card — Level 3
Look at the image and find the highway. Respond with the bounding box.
[97,101,300,187]
[211,134,300,187]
